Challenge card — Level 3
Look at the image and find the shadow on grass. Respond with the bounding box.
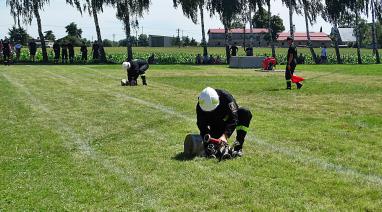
[265,88,284,92]
[172,152,197,161]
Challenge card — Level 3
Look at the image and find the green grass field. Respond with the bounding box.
[1,64,382,210]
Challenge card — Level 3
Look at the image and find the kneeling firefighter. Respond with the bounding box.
[122,59,149,86]
[196,87,252,159]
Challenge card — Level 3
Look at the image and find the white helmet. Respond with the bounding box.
[198,87,220,112]
[122,62,131,70]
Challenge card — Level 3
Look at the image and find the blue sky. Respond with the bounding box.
[0,0,334,42]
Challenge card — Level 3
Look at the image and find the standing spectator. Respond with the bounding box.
[68,42,75,64]
[0,40,3,63]
[245,47,253,56]
[215,56,222,64]
[297,53,305,64]
[230,45,238,56]
[14,43,22,62]
[209,55,216,64]
[2,39,11,65]
[195,54,202,64]
[28,40,37,62]
[61,42,68,64]
[80,43,88,63]
[53,41,60,64]
[320,45,327,64]
[203,54,209,64]
[92,42,99,62]
[148,53,156,64]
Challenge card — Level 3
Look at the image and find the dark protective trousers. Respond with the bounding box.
[208,107,252,145]
[285,65,298,89]
[128,64,149,85]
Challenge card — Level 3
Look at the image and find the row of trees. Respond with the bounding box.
[5,0,382,64]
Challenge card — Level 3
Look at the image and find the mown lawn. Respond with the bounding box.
[0,64,381,210]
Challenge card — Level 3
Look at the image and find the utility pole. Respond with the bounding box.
[112,34,115,45]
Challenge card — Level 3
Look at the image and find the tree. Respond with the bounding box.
[183,36,191,46]
[252,6,284,57]
[7,0,23,28]
[118,36,138,47]
[298,0,323,64]
[231,19,245,29]
[323,0,347,64]
[265,0,276,57]
[6,0,62,62]
[138,34,149,46]
[65,22,83,38]
[343,0,368,64]
[173,0,209,56]
[67,0,109,62]
[112,0,151,61]
[190,38,198,46]
[252,8,285,41]
[370,0,381,63]
[209,0,243,63]
[44,30,55,41]
[103,39,113,47]
[281,0,299,38]
[8,26,31,45]
[247,0,265,48]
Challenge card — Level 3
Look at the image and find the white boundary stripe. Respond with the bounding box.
[251,135,382,186]
[79,66,382,187]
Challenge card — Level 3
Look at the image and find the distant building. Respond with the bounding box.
[149,35,174,47]
[207,28,269,47]
[277,32,332,48]
[337,28,356,46]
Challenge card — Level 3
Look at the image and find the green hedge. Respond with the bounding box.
[6,49,379,65]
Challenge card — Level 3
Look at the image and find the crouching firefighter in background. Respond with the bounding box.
[196,87,252,160]
[121,59,149,86]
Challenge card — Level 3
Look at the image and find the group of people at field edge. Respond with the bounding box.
[51,41,101,64]
[0,37,22,65]
[0,37,104,65]
[195,54,222,65]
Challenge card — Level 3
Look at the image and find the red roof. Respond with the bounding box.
[208,28,269,34]
[277,32,331,41]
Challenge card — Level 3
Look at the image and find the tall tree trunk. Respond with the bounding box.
[249,10,253,48]
[371,0,381,63]
[200,5,208,57]
[268,1,276,58]
[289,0,294,38]
[17,14,21,29]
[243,22,246,50]
[333,20,342,64]
[225,24,230,64]
[92,4,106,63]
[124,0,133,61]
[304,5,318,64]
[355,11,362,64]
[33,2,48,62]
